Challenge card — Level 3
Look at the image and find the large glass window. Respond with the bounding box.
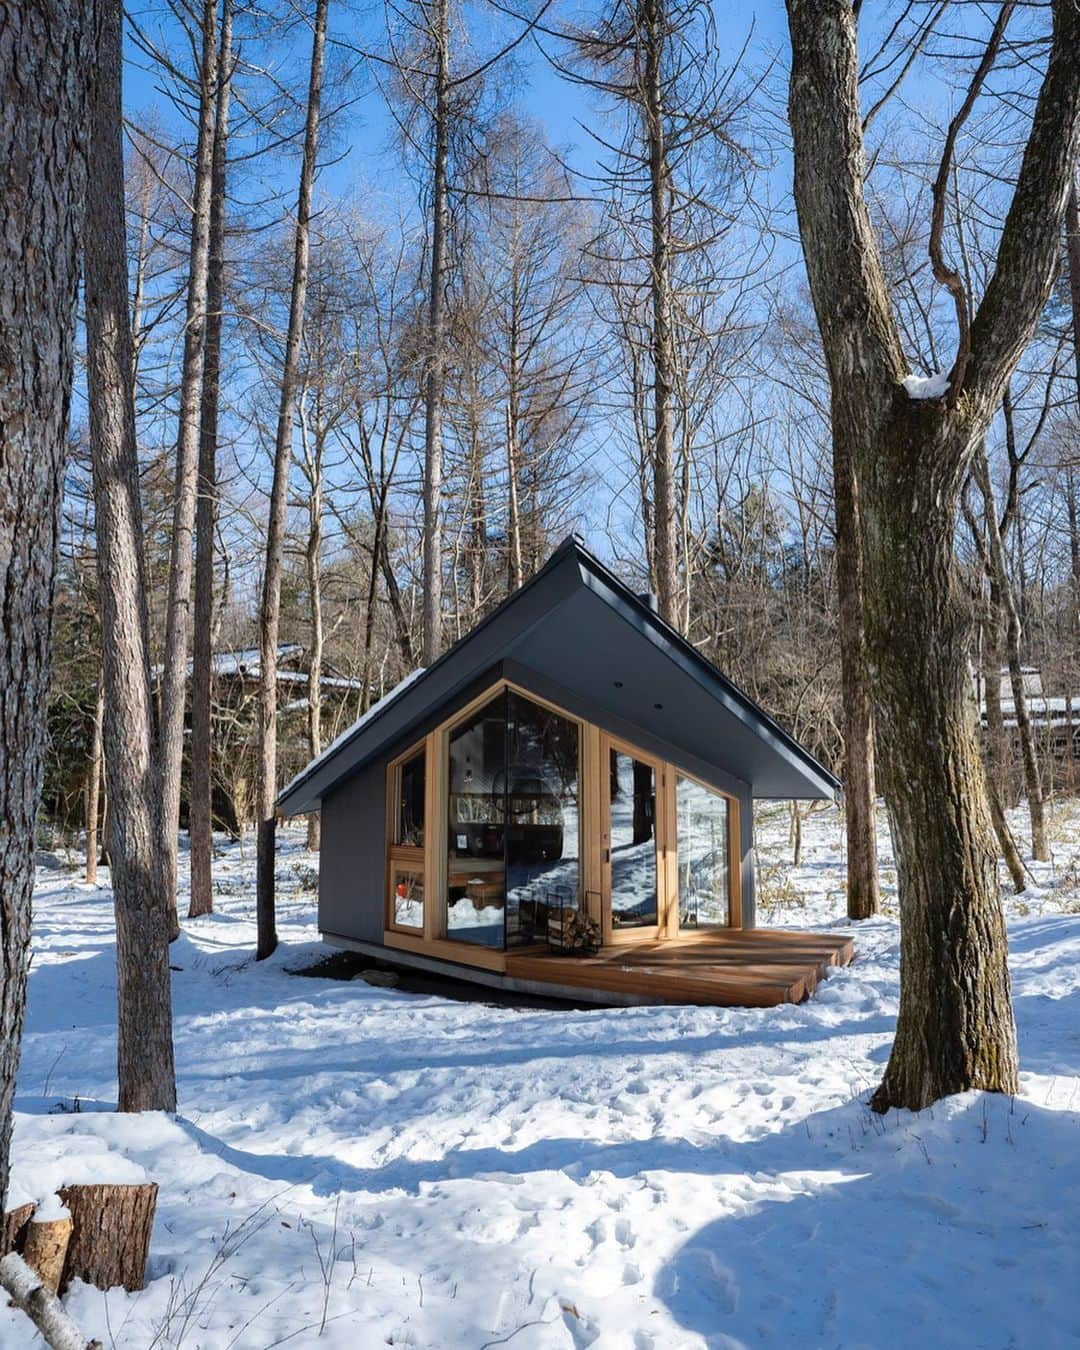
[676,775,730,929]
[608,750,658,929]
[445,689,582,949]
[396,750,426,846]
[446,694,508,947]
[390,862,424,929]
[505,692,580,947]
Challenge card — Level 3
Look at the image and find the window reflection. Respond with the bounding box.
[676,775,730,928]
[609,750,658,928]
[397,750,425,846]
[505,692,580,947]
[445,689,582,949]
[446,694,508,947]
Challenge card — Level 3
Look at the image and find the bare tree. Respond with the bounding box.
[786,0,1080,1111]
[0,0,92,1196]
[158,0,221,932]
[256,0,330,960]
[190,0,234,919]
[85,0,178,1112]
[561,0,750,627]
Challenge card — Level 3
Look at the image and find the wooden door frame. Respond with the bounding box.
[598,731,670,945]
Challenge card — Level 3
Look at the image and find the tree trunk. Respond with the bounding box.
[861,412,1019,1112]
[782,0,1080,1111]
[189,0,233,919]
[974,439,1048,859]
[643,0,678,627]
[422,0,450,665]
[981,613,1027,892]
[158,0,220,933]
[833,428,880,919]
[23,1211,72,1294]
[256,0,329,959]
[85,676,105,885]
[57,1184,158,1294]
[0,0,91,1204]
[85,0,177,1113]
[303,403,324,851]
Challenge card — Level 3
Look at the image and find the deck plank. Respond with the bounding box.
[505,927,854,1008]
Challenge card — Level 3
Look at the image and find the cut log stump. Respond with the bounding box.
[58,1184,158,1293]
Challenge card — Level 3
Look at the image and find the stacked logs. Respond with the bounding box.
[0,1185,157,1349]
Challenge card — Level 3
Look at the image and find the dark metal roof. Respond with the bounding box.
[278,535,841,815]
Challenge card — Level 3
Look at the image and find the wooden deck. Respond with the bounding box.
[505,927,855,1008]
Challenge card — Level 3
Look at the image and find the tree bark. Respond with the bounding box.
[57,1183,158,1294]
[85,676,105,885]
[980,612,1027,892]
[786,0,1080,1110]
[0,0,91,1204]
[302,396,324,851]
[158,0,220,933]
[0,1253,100,1350]
[421,0,450,665]
[256,0,329,959]
[974,437,1048,860]
[189,0,233,919]
[643,0,679,628]
[833,429,880,919]
[85,0,177,1113]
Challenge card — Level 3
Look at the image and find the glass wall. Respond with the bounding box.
[444,689,582,948]
[608,749,658,929]
[676,774,730,928]
[390,862,424,929]
[446,693,509,946]
[504,691,580,947]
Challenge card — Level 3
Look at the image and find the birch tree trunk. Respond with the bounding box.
[85,0,177,1113]
[158,0,220,932]
[256,0,329,959]
[786,0,1080,1111]
[0,0,92,1201]
[421,0,450,666]
[189,0,233,919]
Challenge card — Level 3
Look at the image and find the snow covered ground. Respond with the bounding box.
[7,801,1080,1348]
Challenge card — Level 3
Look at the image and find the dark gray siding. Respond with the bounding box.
[318,758,387,943]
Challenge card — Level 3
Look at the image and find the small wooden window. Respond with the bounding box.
[387,742,427,933]
[395,750,426,846]
[390,861,425,930]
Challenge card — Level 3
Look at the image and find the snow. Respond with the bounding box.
[902,370,951,400]
[6,802,1080,1347]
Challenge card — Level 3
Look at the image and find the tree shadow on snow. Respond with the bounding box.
[655,1092,1080,1349]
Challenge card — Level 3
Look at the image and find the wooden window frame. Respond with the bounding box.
[671,766,743,932]
[385,737,428,935]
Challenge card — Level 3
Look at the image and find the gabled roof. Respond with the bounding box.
[278,536,841,815]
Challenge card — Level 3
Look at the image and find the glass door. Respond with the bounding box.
[601,736,662,943]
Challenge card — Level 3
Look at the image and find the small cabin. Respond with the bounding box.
[278,538,853,1007]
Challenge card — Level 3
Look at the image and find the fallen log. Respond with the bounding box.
[0,1251,100,1350]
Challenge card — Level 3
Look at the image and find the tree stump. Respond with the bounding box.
[58,1184,158,1293]
[24,1208,72,1293]
[0,1203,34,1255]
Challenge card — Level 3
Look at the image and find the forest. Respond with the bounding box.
[2,0,1080,1344]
